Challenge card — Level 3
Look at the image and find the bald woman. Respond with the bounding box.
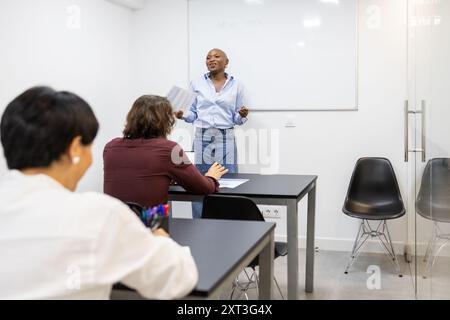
[175,48,249,218]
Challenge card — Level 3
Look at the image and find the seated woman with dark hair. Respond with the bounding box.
[0,87,197,299]
[103,95,227,208]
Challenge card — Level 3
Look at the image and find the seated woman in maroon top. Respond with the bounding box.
[103,95,228,207]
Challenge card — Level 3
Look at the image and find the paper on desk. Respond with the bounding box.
[166,86,197,112]
[218,178,249,189]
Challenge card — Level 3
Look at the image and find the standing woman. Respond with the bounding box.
[174,49,249,217]
[175,48,249,174]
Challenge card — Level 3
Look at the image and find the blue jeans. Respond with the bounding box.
[192,127,238,218]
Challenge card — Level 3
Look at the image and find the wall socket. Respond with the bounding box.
[284,120,296,128]
[258,205,285,219]
[257,205,287,239]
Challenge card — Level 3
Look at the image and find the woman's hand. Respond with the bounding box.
[238,106,249,118]
[174,111,184,119]
[153,228,169,237]
[205,162,229,181]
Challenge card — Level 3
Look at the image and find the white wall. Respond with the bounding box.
[0,0,134,192]
[0,0,409,253]
[131,0,409,253]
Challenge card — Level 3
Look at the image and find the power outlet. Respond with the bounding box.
[258,205,284,219]
[257,205,287,240]
[284,120,296,128]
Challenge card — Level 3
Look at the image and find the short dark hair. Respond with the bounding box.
[0,86,99,170]
[123,95,175,139]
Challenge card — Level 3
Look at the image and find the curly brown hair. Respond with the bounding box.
[123,95,175,139]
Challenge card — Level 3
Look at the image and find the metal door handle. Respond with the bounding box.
[404,100,409,162]
[421,100,426,162]
[404,100,426,163]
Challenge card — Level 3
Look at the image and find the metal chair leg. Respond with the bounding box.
[229,277,239,299]
[240,267,285,300]
[274,276,285,300]
[253,268,285,300]
[229,269,258,300]
[244,268,253,283]
[253,270,259,299]
[345,220,369,273]
[422,222,450,278]
[345,219,402,276]
[382,220,402,277]
[424,239,448,279]
[423,231,436,263]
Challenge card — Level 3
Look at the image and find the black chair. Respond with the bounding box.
[343,157,405,276]
[126,202,145,217]
[202,195,287,299]
[416,158,450,277]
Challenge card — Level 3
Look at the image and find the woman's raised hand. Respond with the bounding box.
[205,162,229,181]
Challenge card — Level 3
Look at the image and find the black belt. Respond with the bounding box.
[200,127,234,133]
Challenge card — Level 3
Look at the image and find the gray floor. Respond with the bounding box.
[220,249,416,300]
[111,249,450,300]
[415,253,450,300]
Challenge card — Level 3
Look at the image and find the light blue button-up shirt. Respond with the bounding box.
[183,73,248,129]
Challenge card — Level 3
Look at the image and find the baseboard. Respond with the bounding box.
[274,235,406,254]
[171,203,450,256]
[274,235,450,257]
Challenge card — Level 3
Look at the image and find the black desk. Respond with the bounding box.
[112,218,275,300]
[169,173,317,299]
[171,218,275,299]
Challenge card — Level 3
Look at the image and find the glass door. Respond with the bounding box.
[408,0,450,299]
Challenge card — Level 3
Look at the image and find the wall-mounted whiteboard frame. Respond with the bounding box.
[187,0,359,112]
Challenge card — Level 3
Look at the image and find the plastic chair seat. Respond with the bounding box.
[248,242,287,268]
[275,242,288,257]
[417,201,450,223]
[344,199,405,220]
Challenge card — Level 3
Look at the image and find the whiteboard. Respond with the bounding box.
[188,0,358,111]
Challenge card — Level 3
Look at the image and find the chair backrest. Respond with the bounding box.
[416,158,450,223]
[124,202,144,217]
[201,195,264,222]
[202,195,286,269]
[343,157,405,216]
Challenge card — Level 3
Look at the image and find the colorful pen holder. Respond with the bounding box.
[127,202,170,233]
[140,204,170,232]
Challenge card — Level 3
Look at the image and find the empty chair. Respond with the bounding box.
[343,157,405,276]
[202,195,287,299]
[416,158,450,277]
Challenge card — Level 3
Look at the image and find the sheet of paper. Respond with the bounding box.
[218,178,249,189]
[166,86,197,112]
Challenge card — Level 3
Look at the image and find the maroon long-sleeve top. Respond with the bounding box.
[103,137,219,207]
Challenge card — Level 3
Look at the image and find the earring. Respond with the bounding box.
[72,156,81,165]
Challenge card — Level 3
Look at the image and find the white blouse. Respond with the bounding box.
[0,170,198,299]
